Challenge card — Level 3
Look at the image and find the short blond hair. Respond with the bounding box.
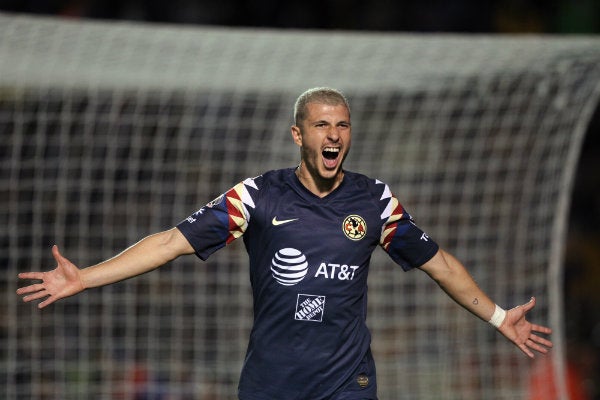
[293,87,350,126]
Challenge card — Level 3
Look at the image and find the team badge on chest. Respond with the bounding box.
[342,215,367,241]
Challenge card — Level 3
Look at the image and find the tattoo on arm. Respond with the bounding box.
[472,298,479,305]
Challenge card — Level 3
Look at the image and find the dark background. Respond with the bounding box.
[0,0,598,34]
[2,0,599,398]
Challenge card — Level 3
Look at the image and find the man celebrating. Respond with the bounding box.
[18,87,553,399]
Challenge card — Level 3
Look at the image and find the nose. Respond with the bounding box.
[327,127,340,142]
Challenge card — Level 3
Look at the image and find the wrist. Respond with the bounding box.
[488,304,507,328]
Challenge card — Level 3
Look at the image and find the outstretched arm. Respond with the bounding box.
[418,249,553,358]
[17,227,194,308]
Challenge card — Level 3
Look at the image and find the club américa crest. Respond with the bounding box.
[342,215,367,241]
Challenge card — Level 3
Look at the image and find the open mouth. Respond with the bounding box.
[322,147,341,169]
[322,147,340,160]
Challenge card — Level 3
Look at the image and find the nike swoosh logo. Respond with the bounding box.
[272,217,299,226]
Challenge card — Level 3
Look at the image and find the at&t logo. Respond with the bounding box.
[271,248,308,286]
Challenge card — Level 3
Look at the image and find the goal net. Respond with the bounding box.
[3,13,600,400]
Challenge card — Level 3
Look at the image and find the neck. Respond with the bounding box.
[295,163,344,198]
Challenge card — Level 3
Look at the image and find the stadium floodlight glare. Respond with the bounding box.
[2,13,600,400]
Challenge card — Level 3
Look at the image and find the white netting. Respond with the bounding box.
[2,13,600,399]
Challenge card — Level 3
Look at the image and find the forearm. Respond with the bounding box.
[81,228,193,289]
[420,249,552,357]
[420,249,497,323]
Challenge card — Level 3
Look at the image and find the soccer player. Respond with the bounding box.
[17,87,553,399]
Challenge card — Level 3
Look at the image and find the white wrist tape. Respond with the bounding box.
[488,304,507,328]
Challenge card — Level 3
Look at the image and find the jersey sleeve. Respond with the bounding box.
[176,177,259,260]
[378,182,439,271]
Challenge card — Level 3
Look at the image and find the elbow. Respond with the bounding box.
[157,228,194,261]
[419,249,457,285]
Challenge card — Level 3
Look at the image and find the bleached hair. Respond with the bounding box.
[293,87,350,126]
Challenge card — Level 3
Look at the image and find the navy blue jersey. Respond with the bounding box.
[177,168,439,400]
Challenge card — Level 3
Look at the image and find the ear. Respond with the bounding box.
[291,125,302,147]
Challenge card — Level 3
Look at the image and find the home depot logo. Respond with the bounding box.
[294,294,325,322]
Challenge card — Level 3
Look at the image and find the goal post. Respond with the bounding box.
[2,13,600,399]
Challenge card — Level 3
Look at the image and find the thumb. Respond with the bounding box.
[52,244,66,265]
[520,297,536,313]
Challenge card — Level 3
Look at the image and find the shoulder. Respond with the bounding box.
[342,171,400,220]
[344,170,391,196]
[261,167,295,181]
[248,168,295,189]
[235,168,295,205]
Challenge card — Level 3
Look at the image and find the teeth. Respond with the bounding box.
[323,147,340,161]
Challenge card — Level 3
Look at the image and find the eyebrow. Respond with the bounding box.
[311,119,351,126]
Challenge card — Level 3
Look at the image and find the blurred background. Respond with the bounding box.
[0,0,597,33]
[1,0,598,398]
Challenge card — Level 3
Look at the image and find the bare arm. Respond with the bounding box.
[17,227,194,308]
[419,249,553,358]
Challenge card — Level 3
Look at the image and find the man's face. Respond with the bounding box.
[291,102,352,183]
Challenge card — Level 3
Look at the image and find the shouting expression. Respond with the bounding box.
[291,102,351,196]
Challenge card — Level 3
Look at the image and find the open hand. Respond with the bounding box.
[498,297,553,358]
[17,245,85,308]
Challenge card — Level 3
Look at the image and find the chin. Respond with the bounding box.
[319,167,342,181]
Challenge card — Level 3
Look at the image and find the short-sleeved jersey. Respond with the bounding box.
[177,168,438,400]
